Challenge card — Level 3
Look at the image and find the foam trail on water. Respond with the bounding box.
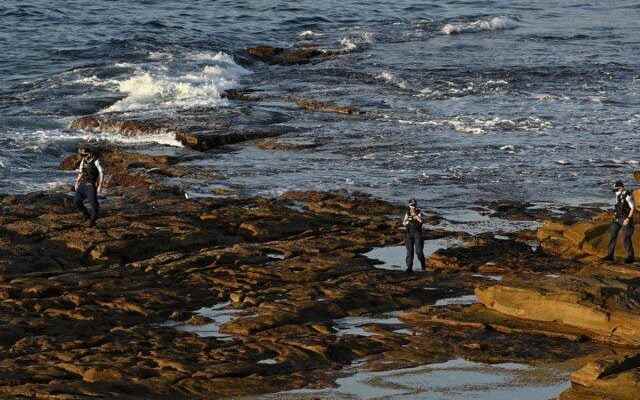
[442,16,517,35]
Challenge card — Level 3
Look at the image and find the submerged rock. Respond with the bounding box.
[255,137,328,151]
[175,126,286,151]
[291,97,362,115]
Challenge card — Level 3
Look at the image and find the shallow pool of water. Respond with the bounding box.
[365,238,463,271]
[163,302,245,340]
[434,294,478,306]
[472,274,503,282]
[333,315,404,337]
[262,358,570,400]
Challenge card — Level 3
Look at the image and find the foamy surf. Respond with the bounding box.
[298,30,324,38]
[105,51,251,113]
[54,127,184,147]
[339,31,374,52]
[398,116,551,135]
[442,16,517,35]
[376,71,407,89]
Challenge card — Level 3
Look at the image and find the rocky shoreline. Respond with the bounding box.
[2,140,640,399]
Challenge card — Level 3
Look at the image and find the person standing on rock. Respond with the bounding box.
[74,146,104,227]
[402,198,427,273]
[604,181,635,263]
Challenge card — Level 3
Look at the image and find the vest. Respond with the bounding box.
[78,158,99,186]
[615,190,632,220]
[406,207,423,232]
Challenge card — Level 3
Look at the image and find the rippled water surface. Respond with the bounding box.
[1,0,639,211]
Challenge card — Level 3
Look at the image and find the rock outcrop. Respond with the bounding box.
[475,275,640,347]
[290,97,362,115]
[561,353,640,400]
[59,145,188,189]
[2,180,491,399]
[537,212,640,261]
[5,154,640,399]
[246,46,327,65]
[70,108,294,152]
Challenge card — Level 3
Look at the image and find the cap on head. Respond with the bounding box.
[408,198,417,207]
[615,180,625,189]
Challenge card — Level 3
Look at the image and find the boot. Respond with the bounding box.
[625,256,635,264]
[602,255,614,261]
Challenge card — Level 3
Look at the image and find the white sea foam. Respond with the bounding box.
[399,116,550,135]
[105,52,251,112]
[417,79,509,99]
[376,71,407,89]
[114,62,135,68]
[299,30,323,38]
[30,127,183,148]
[72,75,119,87]
[148,51,173,60]
[442,16,517,35]
[339,31,374,52]
[500,144,516,151]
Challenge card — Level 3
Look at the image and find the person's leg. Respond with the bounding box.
[414,231,426,270]
[606,222,622,259]
[405,232,415,272]
[74,185,90,219]
[85,184,99,225]
[623,223,635,262]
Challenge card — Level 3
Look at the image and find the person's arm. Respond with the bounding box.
[402,213,410,226]
[95,160,104,194]
[74,159,84,191]
[625,194,634,224]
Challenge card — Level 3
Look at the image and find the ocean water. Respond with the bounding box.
[1,0,639,213]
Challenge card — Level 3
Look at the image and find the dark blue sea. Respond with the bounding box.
[1,0,639,215]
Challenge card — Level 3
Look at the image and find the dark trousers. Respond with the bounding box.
[405,229,426,271]
[607,220,634,259]
[74,183,99,222]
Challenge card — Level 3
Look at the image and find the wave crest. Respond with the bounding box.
[442,16,517,35]
[106,52,251,113]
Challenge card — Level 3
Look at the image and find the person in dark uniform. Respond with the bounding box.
[74,146,104,227]
[402,198,427,273]
[603,180,635,263]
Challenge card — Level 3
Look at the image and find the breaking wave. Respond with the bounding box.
[298,30,324,38]
[442,16,517,35]
[339,31,375,52]
[105,52,251,113]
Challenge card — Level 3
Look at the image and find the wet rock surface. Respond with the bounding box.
[246,45,330,65]
[2,178,639,399]
[289,97,362,115]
